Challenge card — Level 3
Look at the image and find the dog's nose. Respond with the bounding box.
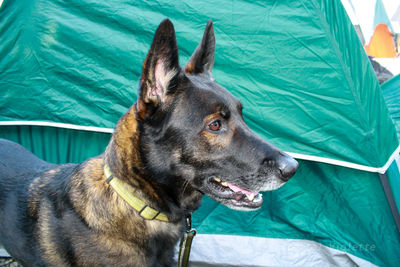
[277,155,298,181]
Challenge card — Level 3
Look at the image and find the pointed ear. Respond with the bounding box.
[185,20,215,76]
[138,19,180,111]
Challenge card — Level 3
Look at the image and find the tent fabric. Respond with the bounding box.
[365,24,397,58]
[373,0,393,33]
[381,74,400,216]
[0,125,109,163]
[0,0,399,171]
[1,0,400,266]
[394,6,400,22]
[382,73,400,137]
[385,159,400,217]
[184,235,377,267]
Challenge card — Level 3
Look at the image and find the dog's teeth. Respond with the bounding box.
[253,194,262,203]
[213,178,221,183]
[246,193,255,201]
[221,181,228,187]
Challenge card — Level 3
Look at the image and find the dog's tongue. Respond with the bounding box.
[226,182,258,197]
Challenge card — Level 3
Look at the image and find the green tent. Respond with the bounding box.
[381,74,400,228]
[382,74,400,137]
[1,0,400,266]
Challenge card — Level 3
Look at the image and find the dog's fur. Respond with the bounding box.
[0,19,298,266]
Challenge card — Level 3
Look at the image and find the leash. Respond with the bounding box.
[178,213,197,267]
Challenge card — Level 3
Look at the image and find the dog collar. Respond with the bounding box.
[103,164,169,222]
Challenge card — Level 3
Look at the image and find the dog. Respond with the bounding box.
[0,19,298,266]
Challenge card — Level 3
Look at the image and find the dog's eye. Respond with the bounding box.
[208,120,221,132]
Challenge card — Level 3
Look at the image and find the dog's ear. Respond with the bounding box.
[138,19,180,116]
[185,20,215,77]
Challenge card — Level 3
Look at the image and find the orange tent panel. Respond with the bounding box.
[365,23,397,58]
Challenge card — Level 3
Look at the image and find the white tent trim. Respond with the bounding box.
[177,234,378,267]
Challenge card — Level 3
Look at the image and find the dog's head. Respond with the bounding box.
[136,19,298,211]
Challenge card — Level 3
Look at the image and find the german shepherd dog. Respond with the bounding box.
[0,19,298,266]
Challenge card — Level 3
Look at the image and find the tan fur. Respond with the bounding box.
[184,61,195,74]
[66,106,179,241]
[18,102,182,266]
[201,113,234,149]
[38,202,70,266]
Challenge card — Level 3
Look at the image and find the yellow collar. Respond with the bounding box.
[104,164,169,222]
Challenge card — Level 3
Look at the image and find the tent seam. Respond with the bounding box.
[0,120,114,133]
[309,0,384,167]
[310,0,369,130]
[287,144,400,174]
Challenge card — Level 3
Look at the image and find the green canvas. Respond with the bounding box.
[1,0,398,169]
[1,0,400,266]
[382,74,400,138]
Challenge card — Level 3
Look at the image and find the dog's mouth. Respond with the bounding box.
[205,177,263,210]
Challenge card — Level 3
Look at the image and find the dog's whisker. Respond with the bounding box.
[180,179,191,199]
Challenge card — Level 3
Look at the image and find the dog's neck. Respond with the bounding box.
[104,105,142,183]
[104,105,203,221]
